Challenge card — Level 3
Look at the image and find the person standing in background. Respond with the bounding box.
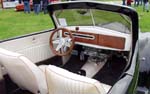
[127,0,133,6]
[23,0,30,13]
[33,0,41,15]
[122,0,126,5]
[139,0,143,5]
[19,0,22,4]
[134,0,139,6]
[43,0,48,14]
[143,0,149,12]
[40,0,43,12]
[145,0,149,12]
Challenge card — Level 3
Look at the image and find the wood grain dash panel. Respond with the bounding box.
[62,30,125,49]
[98,34,125,49]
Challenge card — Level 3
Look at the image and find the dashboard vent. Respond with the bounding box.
[64,32,95,40]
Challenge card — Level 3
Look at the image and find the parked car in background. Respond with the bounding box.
[15,0,33,11]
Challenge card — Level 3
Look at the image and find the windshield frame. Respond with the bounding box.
[54,8,131,34]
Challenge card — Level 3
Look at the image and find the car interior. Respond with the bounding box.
[0,1,139,94]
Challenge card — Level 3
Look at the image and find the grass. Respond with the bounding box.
[0,9,54,40]
[134,6,150,32]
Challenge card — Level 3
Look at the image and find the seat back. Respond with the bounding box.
[0,48,47,94]
[46,65,106,94]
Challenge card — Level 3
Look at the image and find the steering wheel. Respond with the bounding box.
[49,28,75,56]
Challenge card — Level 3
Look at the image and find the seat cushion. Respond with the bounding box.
[101,83,111,93]
[0,48,47,94]
[39,65,47,72]
[46,65,106,94]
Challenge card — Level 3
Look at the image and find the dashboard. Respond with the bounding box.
[63,30,126,50]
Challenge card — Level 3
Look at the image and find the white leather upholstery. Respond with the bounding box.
[46,65,107,94]
[39,65,47,72]
[101,84,111,93]
[0,48,48,94]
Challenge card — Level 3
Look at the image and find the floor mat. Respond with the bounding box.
[37,56,63,67]
[4,75,32,94]
[93,55,127,85]
[62,55,88,75]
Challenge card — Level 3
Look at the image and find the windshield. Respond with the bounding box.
[55,9,131,33]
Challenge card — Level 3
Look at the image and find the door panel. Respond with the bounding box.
[0,30,55,63]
